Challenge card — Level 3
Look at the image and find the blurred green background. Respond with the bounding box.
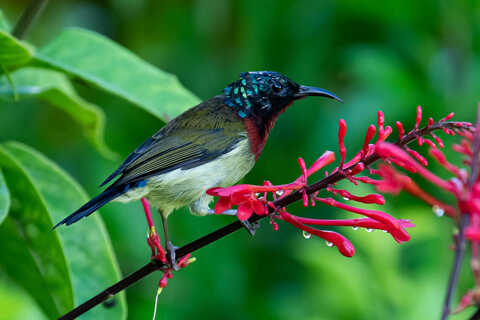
[1,0,479,319]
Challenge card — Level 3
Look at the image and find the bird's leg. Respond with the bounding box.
[207,209,259,236]
[240,219,259,236]
[159,210,179,271]
[141,198,166,263]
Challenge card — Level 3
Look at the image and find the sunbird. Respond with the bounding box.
[54,71,341,265]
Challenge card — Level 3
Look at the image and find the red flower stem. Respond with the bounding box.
[141,198,155,230]
[59,121,471,320]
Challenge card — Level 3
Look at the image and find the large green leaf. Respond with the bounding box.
[0,68,116,159]
[35,27,200,121]
[0,142,126,320]
[0,169,9,225]
[0,30,33,68]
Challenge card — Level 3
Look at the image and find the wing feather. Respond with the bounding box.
[111,129,242,186]
[101,97,247,188]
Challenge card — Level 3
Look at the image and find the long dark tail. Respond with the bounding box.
[53,185,125,229]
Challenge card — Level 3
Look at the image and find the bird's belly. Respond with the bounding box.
[145,139,255,215]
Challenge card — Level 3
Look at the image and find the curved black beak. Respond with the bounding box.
[294,85,343,103]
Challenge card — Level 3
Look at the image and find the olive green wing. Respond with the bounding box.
[110,127,245,186]
[102,97,246,187]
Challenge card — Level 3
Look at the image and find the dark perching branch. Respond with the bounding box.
[12,0,49,39]
[441,112,480,320]
[58,121,469,320]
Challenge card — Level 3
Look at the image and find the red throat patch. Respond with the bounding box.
[243,101,293,160]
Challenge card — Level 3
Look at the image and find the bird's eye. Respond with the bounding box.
[272,83,283,93]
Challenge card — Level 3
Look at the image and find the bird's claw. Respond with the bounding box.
[208,208,259,236]
[166,241,180,271]
[241,220,259,236]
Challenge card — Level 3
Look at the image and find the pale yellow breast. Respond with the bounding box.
[144,138,255,216]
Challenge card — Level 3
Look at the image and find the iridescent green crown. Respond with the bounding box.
[223,71,288,118]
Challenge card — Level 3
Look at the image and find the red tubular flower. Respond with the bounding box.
[313,197,410,243]
[327,188,385,205]
[415,105,422,129]
[279,210,355,257]
[362,125,377,158]
[376,143,455,193]
[396,121,405,139]
[365,107,480,315]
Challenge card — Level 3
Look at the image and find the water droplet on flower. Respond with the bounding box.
[276,190,284,196]
[352,226,359,231]
[326,241,334,247]
[255,193,261,197]
[366,228,373,232]
[343,197,350,201]
[302,231,311,239]
[432,205,445,217]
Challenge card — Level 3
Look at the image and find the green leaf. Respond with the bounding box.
[0,142,126,320]
[36,27,200,121]
[0,68,116,159]
[0,275,48,320]
[0,169,10,224]
[0,30,33,68]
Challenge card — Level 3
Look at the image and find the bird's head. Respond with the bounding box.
[223,71,341,120]
[223,71,342,158]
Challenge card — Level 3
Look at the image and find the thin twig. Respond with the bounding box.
[58,121,470,320]
[11,0,49,39]
[441,214,470,320]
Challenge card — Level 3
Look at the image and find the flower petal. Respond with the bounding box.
[251,199,266,215]
[237,204,253,221]
[214,197,232,214]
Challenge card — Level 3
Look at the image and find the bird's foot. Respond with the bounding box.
[147,227,167,264]
[207,208,259,236]
[166,241,180,271]
[241,220,260,236]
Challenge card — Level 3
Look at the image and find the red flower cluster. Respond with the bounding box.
[371,107,477,314]
[208,107,470,257]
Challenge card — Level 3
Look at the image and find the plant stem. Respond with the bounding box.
[58,261,161,320]
[442,110,480,320]
[12,0,49,40]
[58,121,471,320]
[441,214,469,320]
